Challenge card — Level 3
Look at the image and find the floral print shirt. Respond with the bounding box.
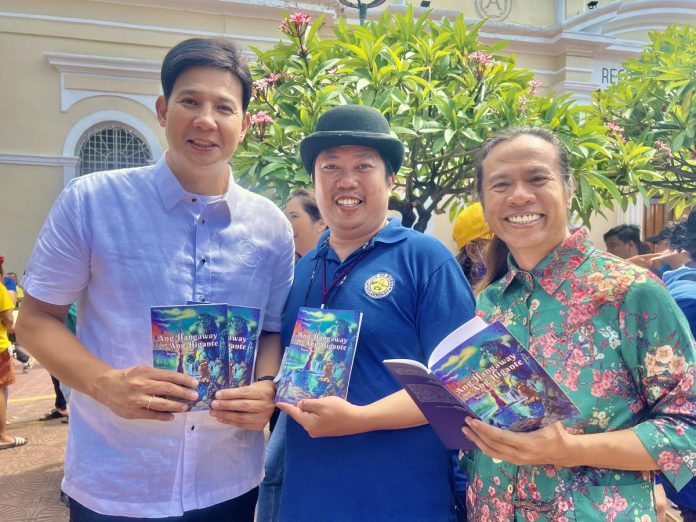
[464,228,696,522]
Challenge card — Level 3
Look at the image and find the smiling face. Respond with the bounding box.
[155,65,250,193]
[283,196,326,257]
[480,134,571,271]
[313,145,393,249]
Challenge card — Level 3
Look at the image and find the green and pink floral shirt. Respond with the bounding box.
[465,228,696,522]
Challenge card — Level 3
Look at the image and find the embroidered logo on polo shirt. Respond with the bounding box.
[236,239,261,268]
[364,273,395,299]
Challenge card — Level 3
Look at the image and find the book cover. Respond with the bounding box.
[384,317,579,450]
[151,303,228,411]
[227,305,261,388]
[276,307,363,405]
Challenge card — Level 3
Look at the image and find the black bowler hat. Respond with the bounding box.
[300,105,405,175]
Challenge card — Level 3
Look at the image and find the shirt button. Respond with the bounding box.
[191,425,195,431]
[200,297,206,303]
[192,198,197,203]
[201,258,206,265]
[522,317,529,325]
[201,219,205,224]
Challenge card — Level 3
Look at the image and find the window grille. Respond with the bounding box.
[77,123,152,176]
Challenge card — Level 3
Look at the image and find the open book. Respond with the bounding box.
[276,307,363,405]
[384,316,579,450]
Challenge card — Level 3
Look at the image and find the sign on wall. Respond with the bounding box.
[591,62,626,87]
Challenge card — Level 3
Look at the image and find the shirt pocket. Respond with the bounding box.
[570,481,656,521]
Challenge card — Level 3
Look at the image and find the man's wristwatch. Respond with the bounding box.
[256,375,276,383]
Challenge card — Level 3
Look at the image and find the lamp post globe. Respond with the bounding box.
[338,0,387,25]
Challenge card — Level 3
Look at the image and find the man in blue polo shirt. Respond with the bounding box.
[277,105,475,521]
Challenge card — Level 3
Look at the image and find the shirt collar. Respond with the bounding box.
[310,217,409,261]
[500,227,595,296]
[153,153,234,213]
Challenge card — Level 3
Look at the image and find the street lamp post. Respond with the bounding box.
[338,0,386,25]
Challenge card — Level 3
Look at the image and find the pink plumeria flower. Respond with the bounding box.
[528,80,542,95]
[654,140,673,157]
[289,12,312,25]
[251,111,274,125]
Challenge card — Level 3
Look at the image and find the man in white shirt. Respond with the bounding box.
[17,38,294,521]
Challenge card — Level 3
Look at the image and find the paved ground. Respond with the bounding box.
[0,358,686,521]
[0,359,69,522]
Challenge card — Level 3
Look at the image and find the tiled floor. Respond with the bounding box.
[0,359,69,522]
[0,357,687,521]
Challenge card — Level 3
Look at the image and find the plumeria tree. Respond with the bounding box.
[236,7,657,230]
[594,24,696,215]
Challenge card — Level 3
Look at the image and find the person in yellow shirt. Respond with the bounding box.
[0,258,27,449]
[452,202,494,286]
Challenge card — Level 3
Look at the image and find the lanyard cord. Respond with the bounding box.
[303,237,374,309]
[320,249,371,307]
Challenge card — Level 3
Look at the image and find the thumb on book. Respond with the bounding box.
[296,398,323,413]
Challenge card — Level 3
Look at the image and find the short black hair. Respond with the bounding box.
[669,212,696,259]
[603,224,641,244]
[161,38,252,111]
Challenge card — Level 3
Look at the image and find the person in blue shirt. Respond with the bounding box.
[276,105,476,522]
[659,211,696,520]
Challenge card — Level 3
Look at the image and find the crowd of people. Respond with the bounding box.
[1,36,695,522]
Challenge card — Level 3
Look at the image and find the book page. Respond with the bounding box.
[428,316,487,368]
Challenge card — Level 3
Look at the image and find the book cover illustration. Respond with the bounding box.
[151,304,228,411]
[430,321,578,431]
[227,305,261,388]
[384,317,579,449]
[276,307,363,405]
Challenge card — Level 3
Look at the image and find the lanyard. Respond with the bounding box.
[320,248,371,307]
[304,237,374,309]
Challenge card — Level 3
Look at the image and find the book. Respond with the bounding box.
[384,316,580,450]
[151,303,228,411]
[227,305,261,388]
[275,307,363,405]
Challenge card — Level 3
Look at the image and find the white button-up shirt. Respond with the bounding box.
[23,156,294,517]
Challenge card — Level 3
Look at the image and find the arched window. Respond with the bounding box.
[77,123,152,176]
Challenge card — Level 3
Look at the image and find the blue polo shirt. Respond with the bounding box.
[280,218,475,522]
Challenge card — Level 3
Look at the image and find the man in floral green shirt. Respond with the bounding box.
[461,127,696,521]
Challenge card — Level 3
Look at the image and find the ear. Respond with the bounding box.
[239,111,251,142]
[387,174,396,191]
[155,96,168,128]
[314,219,327,233]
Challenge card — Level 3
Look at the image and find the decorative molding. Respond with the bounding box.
[475,0,512,22]
[44,52,160,114]
[89,0,337,19]
[0,153,79,167]
[62,110,162,185]
[530,65,594,77]
[0,11,283,45]
[548,80,598,104]
[61,85,158,115]
[44,52,160,81]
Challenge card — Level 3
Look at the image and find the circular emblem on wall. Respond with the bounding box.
[476,0,512,21]
[236,239,261,268]
[364,272,395,299]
